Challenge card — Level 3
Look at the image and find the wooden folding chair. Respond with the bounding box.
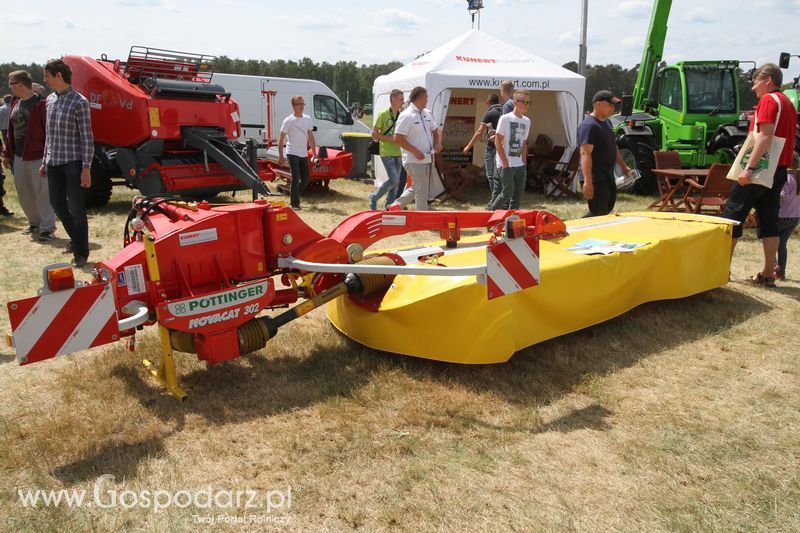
[542,148,581,199]
[682,163,733,215]
[527,145,564,192]
[651,150,682,210]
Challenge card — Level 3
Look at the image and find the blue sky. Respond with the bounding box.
[2,0,799,77]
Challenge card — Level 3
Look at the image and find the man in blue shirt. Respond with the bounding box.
[578,90,630,217]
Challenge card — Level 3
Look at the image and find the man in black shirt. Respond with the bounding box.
[463,94,503,208]
[578,90,630,216]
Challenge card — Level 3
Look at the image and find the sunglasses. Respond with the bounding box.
[293,102,305,106]
[516,99,531,105]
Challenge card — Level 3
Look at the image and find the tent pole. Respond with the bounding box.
[579,0,588,76]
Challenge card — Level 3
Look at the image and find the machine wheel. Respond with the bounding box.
[84,157,114,208]
[617,138,656,194]
[716,147,737,164]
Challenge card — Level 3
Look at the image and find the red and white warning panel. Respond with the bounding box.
[7,283,120,365]
[486,235,540,300]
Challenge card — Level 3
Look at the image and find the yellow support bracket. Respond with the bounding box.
[300,273,317,298]
[141,233,187,401]
[142,323,187,401]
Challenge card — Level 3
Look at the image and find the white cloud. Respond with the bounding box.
[558,30,578,44]
[374,9,427,30]
[621,36,643,48]
[613,0,650,17]
[117,0,161,5]
[163,1,181,12]
[6,14,44,25]
[296,15,347,30]
[686,7,714,23]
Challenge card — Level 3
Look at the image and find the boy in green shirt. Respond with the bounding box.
[369,89,405,210]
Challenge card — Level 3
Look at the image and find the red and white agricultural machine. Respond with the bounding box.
[5,198,565,400]
[5,45,568,399]
[69,46,352,207]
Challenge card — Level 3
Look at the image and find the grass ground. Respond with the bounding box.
[0,170,798,531]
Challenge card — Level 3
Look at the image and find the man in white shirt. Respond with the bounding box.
[489,89,532,210]
[389,86,443,211]
[278,95,317,210]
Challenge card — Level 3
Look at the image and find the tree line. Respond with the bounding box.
[1,58,758,111]
[0,58,404,109]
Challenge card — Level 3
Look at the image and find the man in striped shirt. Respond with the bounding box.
[41,58,94,267]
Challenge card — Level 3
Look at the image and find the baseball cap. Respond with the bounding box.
[592,90,621,104]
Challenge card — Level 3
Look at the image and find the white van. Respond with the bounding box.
[212,72,370,149]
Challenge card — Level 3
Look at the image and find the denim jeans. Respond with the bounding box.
[484,146,501,208]
[47,160,89,258]
[370,155,402,210]
[395,165,407,199]
[287,154,310,207]
[489,165,526,210]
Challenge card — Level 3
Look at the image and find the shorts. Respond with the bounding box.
[723,166,787,239]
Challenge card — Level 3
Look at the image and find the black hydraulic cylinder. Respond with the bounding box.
[182,126,270,196]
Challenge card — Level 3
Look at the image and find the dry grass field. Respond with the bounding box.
[0,169,798,531]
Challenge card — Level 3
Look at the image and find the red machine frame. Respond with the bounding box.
[6,198,566,400]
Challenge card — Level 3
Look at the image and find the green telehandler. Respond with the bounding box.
[615,0,750,193]
[778,52,800,169]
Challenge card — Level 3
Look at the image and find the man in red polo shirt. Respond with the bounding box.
[724,63,798,287]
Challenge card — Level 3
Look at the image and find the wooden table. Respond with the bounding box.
[650,168,710,211]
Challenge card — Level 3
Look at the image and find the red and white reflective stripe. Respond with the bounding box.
[486,236,540,300]
[8,283,119,365]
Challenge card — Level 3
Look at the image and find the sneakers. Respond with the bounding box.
[72,256,88,268]
[38,231,54,242]
[291,204,302,210]
[22,225,39,235]
[62,241,74,254]
[0,205,12,217]
[369,193,378,211]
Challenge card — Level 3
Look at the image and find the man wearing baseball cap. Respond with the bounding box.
[578,90,630,216]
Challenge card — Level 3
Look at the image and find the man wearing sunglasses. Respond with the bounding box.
[490,89,531,210]
[578,90,630,217]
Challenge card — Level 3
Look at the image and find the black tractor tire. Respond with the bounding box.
[84,157,114,208]
[617,137,657,194]
[716,147,737,164]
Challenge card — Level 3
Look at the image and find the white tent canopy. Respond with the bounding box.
[372,30,585,183]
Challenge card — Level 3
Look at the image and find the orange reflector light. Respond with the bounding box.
[506,218,527,239]
[47,267,75,291]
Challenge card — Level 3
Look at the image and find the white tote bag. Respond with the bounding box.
[726,93,786,189]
